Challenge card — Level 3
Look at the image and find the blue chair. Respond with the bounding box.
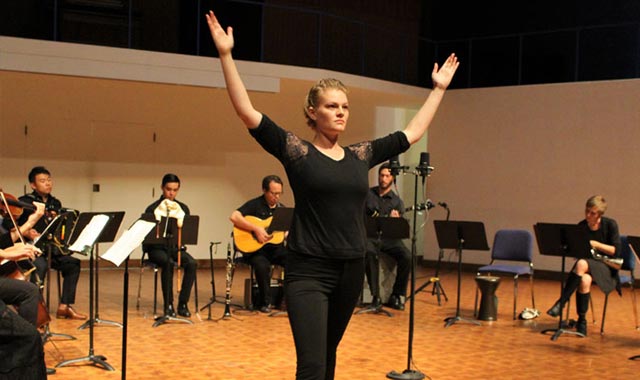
[474,229,535,320]
[598,234,637,334]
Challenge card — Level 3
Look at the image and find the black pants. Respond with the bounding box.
[285,251,364,380]
[365,239,410,297]
[147,247,197,307]
[32,252,81,305]
[247,244,287,307]
[0,300,47,380]
[0,277,41,327]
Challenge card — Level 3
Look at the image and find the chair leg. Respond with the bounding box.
[56,270,62,304]
[513,275,519,320]
[529,274,536,310]
[632,285,639,330]
[473,285,479,317]
[153,267,158,317]
[600,293,609,335]
[136,262,145,311]
[590,295,596,324]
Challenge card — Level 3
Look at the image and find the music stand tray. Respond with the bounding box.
[433,220,489,327]
[356,217,410,317]
[534,222,591,341]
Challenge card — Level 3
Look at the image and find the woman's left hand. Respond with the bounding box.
[432,53,459,90]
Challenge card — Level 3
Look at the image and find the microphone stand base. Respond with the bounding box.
[387,369,426,380]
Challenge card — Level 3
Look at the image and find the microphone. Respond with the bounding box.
[417,152,434,177]
[405,200,435,212]
[438,202,448,209]
[388,155,402,176]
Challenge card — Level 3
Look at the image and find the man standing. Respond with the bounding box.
[18,166,87,320]
[364,163,411,310]
[230,175,287,313]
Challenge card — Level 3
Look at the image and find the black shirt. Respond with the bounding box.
[249,114,410,259]
[16,191,62,233]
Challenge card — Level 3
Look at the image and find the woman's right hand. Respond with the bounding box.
[206,10,234,56]
[1,243,37,261]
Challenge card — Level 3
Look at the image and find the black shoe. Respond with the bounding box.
[46,367,56,375]
[546,301,561,317]
[177,303,191,318]
[371,296,383,309]
[576,318,587,336]
[387,295,405,311]
[259,305,272,313]
[165,304,176,317]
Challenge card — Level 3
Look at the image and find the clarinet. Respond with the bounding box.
[221,242,234,318]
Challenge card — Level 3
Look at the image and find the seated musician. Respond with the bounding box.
[17,166,87,320]
[142,173,197,318]
[0,201,50,378]
[230,175,287,313]
[364,163,411,311]
[546,195,621,336]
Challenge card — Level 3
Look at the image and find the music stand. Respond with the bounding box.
[56,213,115,371]
[141,214,200,327]
[200,241,224,320]
[433,220,490,328]
[75,211,125,330]
[356,217,410,317]
[534,222,591,341]
[34,213,77,342]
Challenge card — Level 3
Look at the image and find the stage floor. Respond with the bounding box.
[43,264,640,379]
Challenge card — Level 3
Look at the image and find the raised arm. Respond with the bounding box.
[206,10,262,129]
[402,53,459,144]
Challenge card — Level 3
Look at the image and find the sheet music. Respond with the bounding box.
[100,219,156,267]
[68,214,110,253]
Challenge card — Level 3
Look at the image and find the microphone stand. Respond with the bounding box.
[387,164,429,380]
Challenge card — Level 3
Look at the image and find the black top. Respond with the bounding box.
[249,114,410,259]
[16,191,62,233]
[237,195,284,219]
[142,197,191,253]
[578,216,621,258]
[364,186,406,218]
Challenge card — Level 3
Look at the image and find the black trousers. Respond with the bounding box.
[285,251,364,380]
[0,300,47,380]
[32,252,81,305]
[365,238,411,297]
[147,247,197,307]
[247,244,287,307]
[0,277,41,327]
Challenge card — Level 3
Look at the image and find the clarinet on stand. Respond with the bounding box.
[217,243,241,321]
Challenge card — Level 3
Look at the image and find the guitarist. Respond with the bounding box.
[230,175,287,313]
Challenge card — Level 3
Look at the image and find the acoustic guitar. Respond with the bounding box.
[233,215,286,253]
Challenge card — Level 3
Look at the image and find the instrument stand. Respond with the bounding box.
[77,212,125,330]
[200,241,225,320]
[387,168,426,380]
[534,223,591,341]
[409,205,450,306]
[41,241,76,342]
[142,214,200,327]
[433,220,489,328]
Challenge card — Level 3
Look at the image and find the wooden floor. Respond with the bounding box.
[42,263,640,379]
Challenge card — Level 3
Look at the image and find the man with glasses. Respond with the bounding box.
[230,175,287,313]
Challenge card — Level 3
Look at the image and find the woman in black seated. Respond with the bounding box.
[546,195,621,336]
